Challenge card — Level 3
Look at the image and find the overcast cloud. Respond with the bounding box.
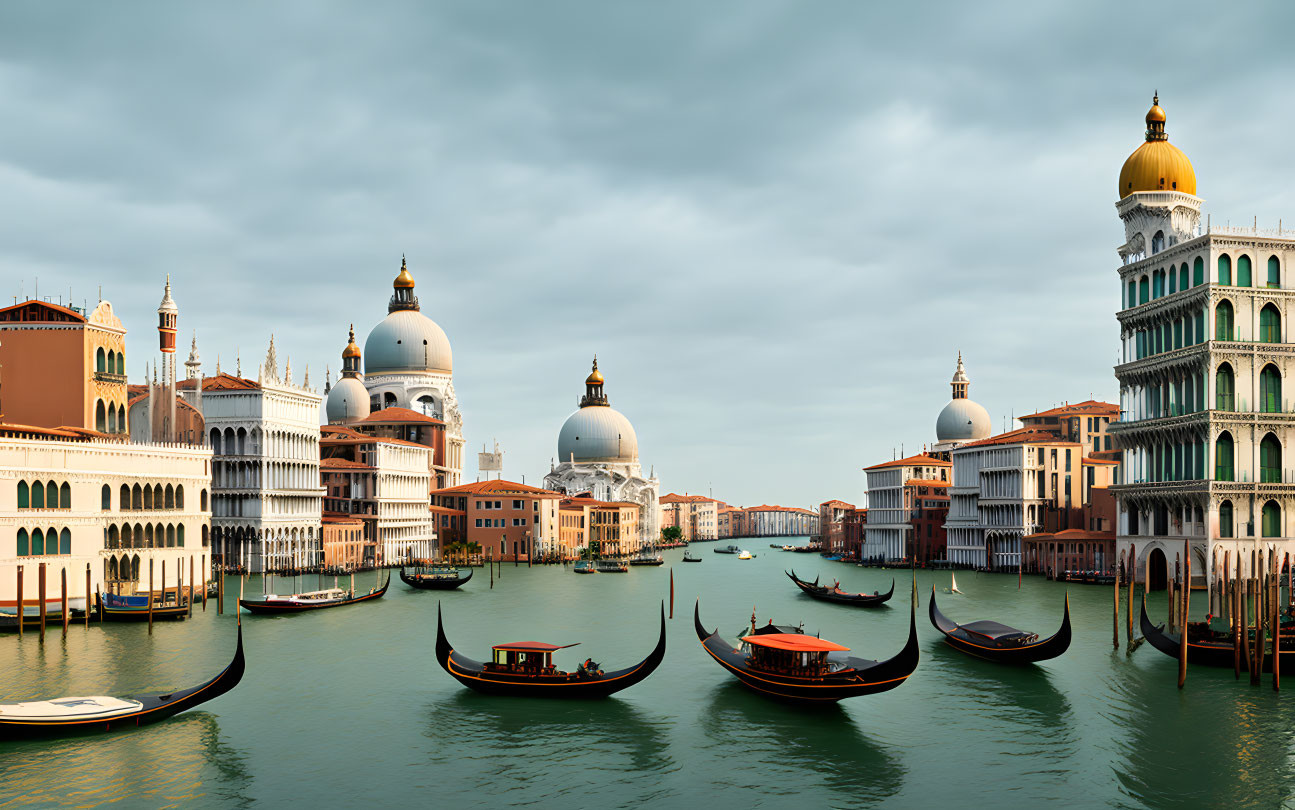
[2,2,1293,508]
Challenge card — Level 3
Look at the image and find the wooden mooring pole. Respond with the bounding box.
[1275,553,1282,692]
[1178,540,1189,689]
[148,558,155,633]
[38,562,46,643]
[84,563,91,628]
[16,565,22,639]
[61,566,68,638]
[1127,543,1136,643]
[1113,551,1121,650]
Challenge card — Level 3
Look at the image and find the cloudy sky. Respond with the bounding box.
[2,3,1293,507]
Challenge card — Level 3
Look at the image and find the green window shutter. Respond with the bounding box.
[1261,306,1281,343]
[1216,434,1234,481]
[31,482,44,509]
[1238,255,1253,287]
[1194,257,1204,286]
[1269,256,1281,288]
[59,529,70,555]
[1220,502,1233,537]
[31,529,43,556]
[16,529,28,556]
[1263,501,1282,537]
[1219,255,1232,285]
[17,482,28,509]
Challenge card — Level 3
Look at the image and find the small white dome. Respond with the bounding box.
[327,377,371,423]
[558,406,639,463]
[364,310,452,375]
[936,398,991,443]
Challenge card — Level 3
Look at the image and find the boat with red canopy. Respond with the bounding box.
[436,602,666,697]
[694,600,919,702]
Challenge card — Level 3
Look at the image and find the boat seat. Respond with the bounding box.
[0,696,142,720]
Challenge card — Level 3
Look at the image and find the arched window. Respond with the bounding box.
[200,489,208,511]
[107,556,118,581]
[59,528,71,555]
[120,484,130,510]
[31,481,44,509]
[59,482,70,509]
[46,482,57,509]
[201,525,209,547]
[144,524,154,548]
[1261,364,1283,413]
[1152,231,1165,254]
[16,529,28,556]
[95,400,106,433]
[1263,500,1282,538]
[108,524,119,549]
[132,484,142,510]
[210,429,222,453]
[1216,432,1235,481]
[31,528,44,556]
[166,524,176,547]
[1238,255,1253,287]
[1262,433,1283,483]
[1127,280,1135,308]
[107,350,116,374]
[121,523,133,548]
[175,485,184,510]
[117,404,126,432]
[1194,256,1205,286]
[1179,264,1188,291]
[1269,256,1281,288]
[1216,300,1234,341]
[96,347,106,372]
[177,525,185,547]
[131,555,141,580]
[101,484,111,510]
[107,405,117,433]
[143,485,153,510]
[1219,254,1232,285]
[165,484,174,509]
[134,523,144,548]
[1168,269,1176,294]
[1219,501,1234,538]
[17,481,28,509]
[1261,304,1281,343]
[116,353,125,375]
[383,392,398,409]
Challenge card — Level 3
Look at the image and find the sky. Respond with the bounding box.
[2,2,1295,509]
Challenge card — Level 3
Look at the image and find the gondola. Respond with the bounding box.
[929,590,1070,664]
[682,552,702,563]
[714,545,742,555]
[786,570,894,607]
[693,600,919,703]
[1139,597,1295,671]
[400,566,472,591]
[0,620,244,740]
[238,573,389,614]
[435,602,666,697]
[97,592,189,622]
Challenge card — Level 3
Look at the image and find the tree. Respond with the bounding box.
[661,526,683,543]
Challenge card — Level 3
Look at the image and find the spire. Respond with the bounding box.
[1144,91,1167,142]
[236,351,241,378]
[264,335,278,382]
[303,364,310,389]
[284,356,292,386]
[951,353,969,400]
[216,354,221,375]
[324,365,331,394]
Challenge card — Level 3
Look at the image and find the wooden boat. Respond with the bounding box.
[0,621,244,740]
[786,571,894,607]
[693,600,919,702]
[573,560,597,574]
[98,592,188,622]
[737,550,753,560]
[929,590,1070,664]
[0,599,90,630]
[594,560,628,573]
[682,552,703,563]
[714,545,742,555]
[400,566,472,590]
[628,552,665,567]
[238,574,389,614]
[1139,597,1295,671]
[435,602,666,697]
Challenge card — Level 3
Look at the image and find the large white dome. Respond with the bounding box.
[364,310,452,375]
[558,406,639,463]
[326,376,370,423]
[936,398,991,443]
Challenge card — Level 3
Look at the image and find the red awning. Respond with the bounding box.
[491,642,580,652]
[741,633,850,652]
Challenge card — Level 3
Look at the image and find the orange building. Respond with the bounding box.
[0,299,129,435]
[321,514,368,569]
[658,493,720,541]
[818,500,855,554]
[429,479,562,562]
[559,496,642,558]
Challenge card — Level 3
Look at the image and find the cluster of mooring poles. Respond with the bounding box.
[14,553,217,640]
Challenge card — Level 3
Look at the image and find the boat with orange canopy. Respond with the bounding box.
[693,601,918,702]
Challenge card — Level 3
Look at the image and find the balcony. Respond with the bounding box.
[94,371,127,384]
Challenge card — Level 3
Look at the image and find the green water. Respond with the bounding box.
[1,541,1291,809]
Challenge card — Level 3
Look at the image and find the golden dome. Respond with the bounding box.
[394,256,415,289]
[1119,94,1195,199]
[342,324,361,359]
[585,357,604,385]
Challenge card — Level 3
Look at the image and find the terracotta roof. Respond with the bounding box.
[319,424,430,450]
[322,514,364,525]
[428,504,466,516]
[957,427,1079,450]
[864,453,951,471]
[1024,528,1115,541]
[176,373,261,392]
[560,497,640,509]
[431,479,563,498]
[1082,457,1119,466]
[660,493,718,504]
[820,499,855,508]
[320,457,373,469]
[744,504,818,515]
[0,299,88,324]
[1019,400,1119,420]
[905,479,950,487]
[359,407,444,425]
[0,423,103,441]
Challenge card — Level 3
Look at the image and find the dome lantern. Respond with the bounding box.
[558,358,639,464]
[1118,93,1196,199]
[389,255,420,313]
[581,356,608,407]
[341,324,362,375]
[934,354,991,448]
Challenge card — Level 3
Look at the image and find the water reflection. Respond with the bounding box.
[925,642,1074,738]
[0,712,251,809]
[698,682,905,804]
[423,692,674,805]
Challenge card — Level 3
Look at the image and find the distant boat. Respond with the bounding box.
[595,560,628,573]
[401,566,472,591]
[682,552,703,563]
[737,550,753,560]
[628,548,665,567]
[573,560,598,574]
[98,592,188,622]
[238,573,388,614]
[714,545,742,555]
[947,572,963,595]
[786,571,894,607]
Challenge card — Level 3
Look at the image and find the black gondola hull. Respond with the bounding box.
[239,575,389,614]
[928,590,1071,664]
[693,601,918,703]
[435,603,666,698]
[1138,598,1292,672]
[0,623,245,741]
[400,567,472,590]
[786,571,894,607]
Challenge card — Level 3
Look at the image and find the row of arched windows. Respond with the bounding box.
[1218,254,1281,289]
[105,522,188,549]
[103,483,189,511]
[16,528,72,556]
[1214,431,1284,483]
[1214,362,1282,413]
[1126,253,1285,310]
[1213,300,1281,344]
[95,400,127,434]
[17,481,70,510]
[95,347,126,375]
[1218,499,1283,538]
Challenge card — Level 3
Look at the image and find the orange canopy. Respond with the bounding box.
[492,642,579,652]
[741,633,849,652]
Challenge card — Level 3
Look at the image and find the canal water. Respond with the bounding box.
[1,540,1291,809]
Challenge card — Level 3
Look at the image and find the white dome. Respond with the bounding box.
[936,398,991,443]
[364,310,452,375]
[327,377,371,423]
[558,406,639,463]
